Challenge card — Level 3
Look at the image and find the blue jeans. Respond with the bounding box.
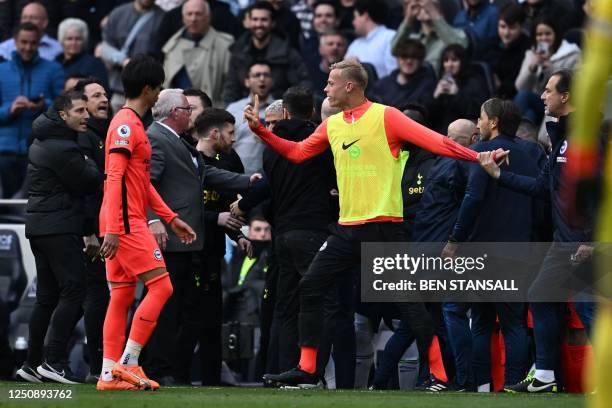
[442,302,473,387]
[471,302,528,386]
[514,90,544,125]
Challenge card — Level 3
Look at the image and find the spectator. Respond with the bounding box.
[337,0,356,32]
[222,1,310,104]
[55,1,123,51]
[263,0,301,49]
[156,0,242,48]
[227,62,277,174]
[100,0,166,112]
[162,0,233,106]
[264,99,284,131]
[64,72,87,92]
[514,16,581,125]
[192,108,249,385]
[16,90,103,384]
[0,22,64,198]
[300,0,339,68]
[291,0,315,42]
[521,0,577,36]
[307,30,347,106]
[0,2,62,61]
[427,44,488,133]
[345,0,397,79]
[487,3,530,99]
[183,88,212,136]
[56,18,109,91]
[369,38,436,109]
[452,0,499,58]
[391,0,468,75]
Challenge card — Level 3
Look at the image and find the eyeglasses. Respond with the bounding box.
[175,106,193,112]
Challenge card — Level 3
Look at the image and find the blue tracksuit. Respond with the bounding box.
[497,113,594,377]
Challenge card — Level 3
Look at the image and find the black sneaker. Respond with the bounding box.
[263,367,323,389]
[85,373,100,384]
[16,364,43,383]
[504,376,557,393]
[425,375,448,392]
[36,361,83,384]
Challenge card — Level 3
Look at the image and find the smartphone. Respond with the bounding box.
[30,95,43,103]
[536,42,549,55]
[442,73,455,83]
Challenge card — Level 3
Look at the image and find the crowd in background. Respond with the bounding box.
[0,0,606,393]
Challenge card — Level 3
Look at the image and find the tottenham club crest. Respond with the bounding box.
[153,249,162,260]
[118,125,131,138]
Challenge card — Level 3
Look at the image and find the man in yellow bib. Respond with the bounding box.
[244,59,498,388]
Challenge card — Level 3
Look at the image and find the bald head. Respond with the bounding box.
[21,2,48,31]
[321,97,341,121]
[447,119,477,147]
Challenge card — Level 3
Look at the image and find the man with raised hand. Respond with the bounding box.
[244,58,505,388]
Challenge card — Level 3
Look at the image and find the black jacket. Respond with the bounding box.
[427,72,489,133]
[78,116,108,236]
[499,114,593,243]
[413,157,466,243]
[489,33,532,99]
[370,66,437,109]
[263,118,337,235]
[222,33,311,104]
[401,146,436,232]
[452,135,540,243]
[201,149,245,257]
[25,108,103,237]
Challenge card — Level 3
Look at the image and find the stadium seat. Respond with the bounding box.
[0,230,27,313]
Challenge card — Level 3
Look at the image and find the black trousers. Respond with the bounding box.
[143,251,201,379]
[257,251,279,378]
[174,253,223,385]
[27,234,87,365]
[298,223,434,370]
[274,229,328,372]
[0,300,13,379]
[83,255,109,375]
[317,272,356,389]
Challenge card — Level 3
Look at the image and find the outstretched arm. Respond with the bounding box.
[244,94,330,163]
[384,107,478,162]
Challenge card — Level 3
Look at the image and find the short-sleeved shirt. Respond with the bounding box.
[100,107,152,235]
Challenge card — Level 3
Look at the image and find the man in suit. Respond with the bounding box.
[143,88,258,384]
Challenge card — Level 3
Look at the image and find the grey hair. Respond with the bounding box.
[265,99,284,116]
[182,0,210,15]
[152,89,184,121]
[57,18,89,46]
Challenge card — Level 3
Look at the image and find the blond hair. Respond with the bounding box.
[330,59,368,90]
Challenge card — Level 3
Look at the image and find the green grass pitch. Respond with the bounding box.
[0,382,587,408]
